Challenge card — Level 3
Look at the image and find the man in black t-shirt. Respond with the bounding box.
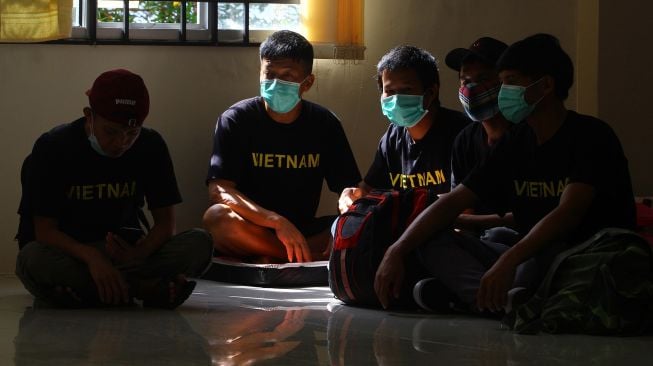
[446,37,519,243]
[338,45,469,213]
[16,70,213,309]
[204,31,361,264]
[374,34,635,313]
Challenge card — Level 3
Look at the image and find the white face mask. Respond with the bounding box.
[87,113,111,157]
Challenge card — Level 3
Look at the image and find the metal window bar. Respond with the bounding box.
[78,1,84,28]
[180,1,187,41]
[123,0,130,42]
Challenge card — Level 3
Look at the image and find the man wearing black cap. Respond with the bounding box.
[16,69,213,309]
[444,37,519,242]
[374,34,635,315]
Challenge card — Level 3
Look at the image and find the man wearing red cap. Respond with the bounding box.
[16,69,213,309]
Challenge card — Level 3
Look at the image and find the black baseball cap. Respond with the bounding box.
[445,37,508,72]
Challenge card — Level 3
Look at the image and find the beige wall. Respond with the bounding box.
[598,0,653,196]
[1,0,644,274]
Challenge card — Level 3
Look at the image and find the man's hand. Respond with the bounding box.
[338,187,363,214]
[476,255,517,312]
[374,246,405,309]
[272,216,311,262]
[105,232,149,266]
[84,248,130,305]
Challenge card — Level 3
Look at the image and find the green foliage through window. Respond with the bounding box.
[98,1,198,24]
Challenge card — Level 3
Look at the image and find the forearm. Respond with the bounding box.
[138,222,173,255]
[137,206,176,257]
[34,218,99,264]
[209,180,283,230]
[455,212,515,231]
[388,186,474,258]
[501,204,585,267]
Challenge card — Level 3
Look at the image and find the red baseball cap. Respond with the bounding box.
[86,69,149,127]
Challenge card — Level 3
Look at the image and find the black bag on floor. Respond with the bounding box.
[329,188,437,307]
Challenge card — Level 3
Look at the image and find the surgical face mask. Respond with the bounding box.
[380,94,428,128]
[458,80,501,122]
[498,77,545,124]
[260,78,304,114]
[87,114,111,157]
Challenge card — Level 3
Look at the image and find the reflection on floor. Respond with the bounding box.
[1,275,651,365]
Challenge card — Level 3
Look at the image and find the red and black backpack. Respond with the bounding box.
[329,188,438,307]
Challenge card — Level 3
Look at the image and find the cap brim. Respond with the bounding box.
[445,48,472,72]
[445,48,494,72]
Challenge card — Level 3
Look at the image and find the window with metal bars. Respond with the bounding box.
[63,0,301,46]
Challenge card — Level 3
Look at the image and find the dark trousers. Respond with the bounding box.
[416,230,564,307]
[16,229,214,307]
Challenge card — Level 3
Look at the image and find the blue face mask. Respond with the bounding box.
[380,94,428,128]
[87,115,111,157]
[498,77,545,124]
[260,78,303,114]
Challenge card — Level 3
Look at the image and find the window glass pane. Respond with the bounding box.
[72,0,81,26]
[131,1,198,24]
[98,0,130,22]
[187,2,200,25]
[249,3,300,31]
[218,3,244,30]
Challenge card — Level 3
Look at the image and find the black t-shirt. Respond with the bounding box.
[463,111,636,242]
[21,117,181,243]
[451,122,506,215]
[364,106,470,194]
[206,97,361,227]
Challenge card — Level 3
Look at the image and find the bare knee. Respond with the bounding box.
[203,204,236,230]
[202,204,247,253]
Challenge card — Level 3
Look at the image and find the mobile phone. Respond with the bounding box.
[115,227,144,245]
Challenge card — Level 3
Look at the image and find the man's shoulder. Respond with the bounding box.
[566,110,614,134]
[564,111,624,153]
[301,100,342,126]
[220,97,264,122]
[34,118,84,150]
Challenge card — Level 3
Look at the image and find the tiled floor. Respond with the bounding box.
[1,275,651,365]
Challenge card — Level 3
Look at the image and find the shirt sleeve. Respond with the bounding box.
[29,134,65,219]
[363,131,392,189]
[144,132,182,210]
[206,109,246,184]
[568,121,622,188]
[323,114,362,193]
[450,128,467,190]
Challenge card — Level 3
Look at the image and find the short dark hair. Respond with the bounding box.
[376,45,440,92]
[260,30,314,74]
[497,33,574,100]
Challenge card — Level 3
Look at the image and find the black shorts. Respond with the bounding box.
[296,215,338,237]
